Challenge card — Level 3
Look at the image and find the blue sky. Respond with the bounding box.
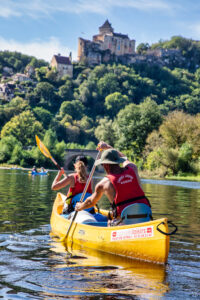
[0,0,200,62]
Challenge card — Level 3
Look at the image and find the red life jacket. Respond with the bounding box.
[107,166,150,217]
[66,173,92,202]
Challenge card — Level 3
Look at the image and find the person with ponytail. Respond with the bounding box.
[51,156,93,214]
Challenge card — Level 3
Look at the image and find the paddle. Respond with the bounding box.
[60,150,101,242]
[35,135,61,170]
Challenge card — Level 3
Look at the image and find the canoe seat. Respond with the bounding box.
[121,203,152,225]
[83,221,108,227]
[93,213,108,222]
[62,211,98,224]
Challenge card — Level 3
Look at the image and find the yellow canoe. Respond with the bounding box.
[50,192,171,264]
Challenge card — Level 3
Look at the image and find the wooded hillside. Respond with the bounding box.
[0,36,200,176]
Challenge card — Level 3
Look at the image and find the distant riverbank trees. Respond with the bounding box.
[144,111,200,176]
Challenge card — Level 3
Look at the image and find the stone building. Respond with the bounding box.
[77,20,136,65]
[25,65,35,77]
[12,73,32,83]
[0,83,15,101]
[50,53,73,78]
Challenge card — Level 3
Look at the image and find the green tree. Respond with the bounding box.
[59,100,84,120]
[0,136,21,163]
[97,73,119,98]
[34,82,55,102]
[105,92,130,118]
[8,143,24,165]
[136,43,150,54]
[46,68,59,84]
[0,96,29,131]
[95,117,116,146]
[33,107,53,129]
[1,110,43,146]
[78,116,93,132]
[43,129,57,151]
[144,111,200,174]
[35,66,49,81]
[58,81,73,100]
[115,98,162,155]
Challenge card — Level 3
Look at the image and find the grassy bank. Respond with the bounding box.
[140,170,200,182]
[166,175,200,182]
[0,164,22,169]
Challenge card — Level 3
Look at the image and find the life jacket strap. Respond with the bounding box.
[115,196,151,208]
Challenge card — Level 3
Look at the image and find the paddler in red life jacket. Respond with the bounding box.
[75,142,151,226]
[51,155,93,213]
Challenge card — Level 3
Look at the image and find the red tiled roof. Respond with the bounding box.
[54,55,71,65]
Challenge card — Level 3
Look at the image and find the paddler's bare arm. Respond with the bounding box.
[51,168,74,190]
[75,181,104,211]
[75,177,114,211]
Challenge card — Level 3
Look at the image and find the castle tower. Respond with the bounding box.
[78,20,136,64]
[99,20,114,35]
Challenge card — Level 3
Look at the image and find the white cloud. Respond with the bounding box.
[0,0,176,18]
[0,36,75,62]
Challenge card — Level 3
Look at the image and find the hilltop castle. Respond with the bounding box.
[77,20,136,65]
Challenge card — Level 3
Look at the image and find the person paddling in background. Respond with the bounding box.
[51,156,93,214]
[75,142,151,226]
[32,165,38,173]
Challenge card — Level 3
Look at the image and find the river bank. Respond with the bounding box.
[1,164,200,182]
[140,169,200,182]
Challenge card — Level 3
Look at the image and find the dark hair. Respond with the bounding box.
[75,155,88,166]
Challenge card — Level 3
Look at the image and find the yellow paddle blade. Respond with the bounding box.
[35,135,52,159]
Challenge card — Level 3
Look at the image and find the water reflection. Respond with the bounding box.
[48,239,169,299]
[0,169,200,299]
[143,182,200,245]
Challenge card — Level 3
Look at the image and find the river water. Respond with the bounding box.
[0,169,199,299]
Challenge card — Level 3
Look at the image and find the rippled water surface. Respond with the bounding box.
[0,169,199,299]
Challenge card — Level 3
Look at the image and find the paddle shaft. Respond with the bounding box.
[62,151,101,241]
[50,156,61,170]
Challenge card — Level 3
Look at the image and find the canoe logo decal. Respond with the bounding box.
[111,225,154,241]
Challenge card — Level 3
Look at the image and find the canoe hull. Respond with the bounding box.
[50,193,170,264]
[31,171,48,175]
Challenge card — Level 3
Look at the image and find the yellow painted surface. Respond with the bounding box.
[50,193,170,264]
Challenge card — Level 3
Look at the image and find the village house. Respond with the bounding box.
[0,83,15,101]
[50,54,73,78]
[12,73,32,83]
